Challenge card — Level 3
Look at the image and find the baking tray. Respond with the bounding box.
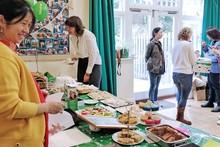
[146,124,190,147]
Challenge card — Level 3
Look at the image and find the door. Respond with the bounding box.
[130,10,152,80]
[131,9,177,97]
[154,11,177,88]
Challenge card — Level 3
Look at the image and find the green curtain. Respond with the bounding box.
[89,0,117,95]
[201,0,220,56]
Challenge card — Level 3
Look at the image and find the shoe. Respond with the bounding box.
[201,102,214,108]
[176,107,192,125]
[211,106,220,112]
[217,120,220,125]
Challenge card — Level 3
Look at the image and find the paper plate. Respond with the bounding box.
[84,99,98,105]
[46,92,64,102]
[48,111,75,131]
[112,130,144,146]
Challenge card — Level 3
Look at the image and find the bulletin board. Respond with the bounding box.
[18,0,69,56]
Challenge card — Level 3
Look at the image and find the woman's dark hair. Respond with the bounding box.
[0,0,36,32]
[206,28,220,40]
[65,16,84,36]
[150,27,162,41]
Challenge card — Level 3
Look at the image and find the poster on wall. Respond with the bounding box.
[18,0,69,55]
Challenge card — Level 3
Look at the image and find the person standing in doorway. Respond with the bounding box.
[145,27,165,102]
[65,16,102,88]
[172,27,195,125]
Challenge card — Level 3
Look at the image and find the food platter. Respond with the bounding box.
[76,85,98,94]
[146,124,190,145]
[101,98,133,108]
[75,106,136,129]
[117,113,138,126]
[112,130,145,145]
[138,101,159,111]
[79,107,115,117]
[87,91,115,100]
[83,99,98,105]
[139,112,161,126]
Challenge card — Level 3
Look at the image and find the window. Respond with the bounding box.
[129,0,153,5]
[114,0,124,11]
[182,0,203,17]
[114,0,204,97]
[114,16,123,48]
[182,20,202,51]
[157,0,178,7]
[182,0,204,51]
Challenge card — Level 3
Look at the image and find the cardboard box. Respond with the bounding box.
[193,88,206,101]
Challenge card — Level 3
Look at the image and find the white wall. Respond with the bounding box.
[25,60,78,77]
[24,0,89,77]
[70,0,89,28]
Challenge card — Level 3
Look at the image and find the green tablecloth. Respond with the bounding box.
[66,94,220,147]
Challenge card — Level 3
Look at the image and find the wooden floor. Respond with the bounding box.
[157,98,220,137]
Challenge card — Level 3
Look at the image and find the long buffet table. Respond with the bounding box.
[61,93,220,147]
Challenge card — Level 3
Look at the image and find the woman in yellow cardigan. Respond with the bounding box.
[0,0,64,147]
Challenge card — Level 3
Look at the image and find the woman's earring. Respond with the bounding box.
[0,26,4,38]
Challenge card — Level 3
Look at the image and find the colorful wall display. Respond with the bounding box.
[18,0,69,55]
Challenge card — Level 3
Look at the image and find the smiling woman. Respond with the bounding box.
[0,1,35,50]
[0,0,64,147]
[4,12,34,49]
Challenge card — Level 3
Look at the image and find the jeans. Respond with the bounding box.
[149,72,161,101]
[173,73,193,108]
[209,72,220,106]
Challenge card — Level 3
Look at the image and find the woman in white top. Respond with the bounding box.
[65,16,102,88]
[172,27,196,125]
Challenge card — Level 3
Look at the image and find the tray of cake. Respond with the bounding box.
[146,124,190,146]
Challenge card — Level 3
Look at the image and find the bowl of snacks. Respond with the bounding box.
[139,100,159,111]
[140,112,161,125]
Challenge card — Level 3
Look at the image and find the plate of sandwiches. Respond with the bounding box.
[112,129,145,146]
[117,113,138,126]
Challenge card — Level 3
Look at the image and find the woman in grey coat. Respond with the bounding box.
[145,27,165,102]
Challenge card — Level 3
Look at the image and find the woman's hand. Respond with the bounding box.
[47,102,64,114]
[201,41,206,48]
[41,89,48,98]
[49,123,65,135]
[212,46,220,55]
[38,102,64,115]
[83,73,90,83]
[71,57,78,61]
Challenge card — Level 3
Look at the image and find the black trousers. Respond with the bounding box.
[208,72,220,106]
[77,58,101,88]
